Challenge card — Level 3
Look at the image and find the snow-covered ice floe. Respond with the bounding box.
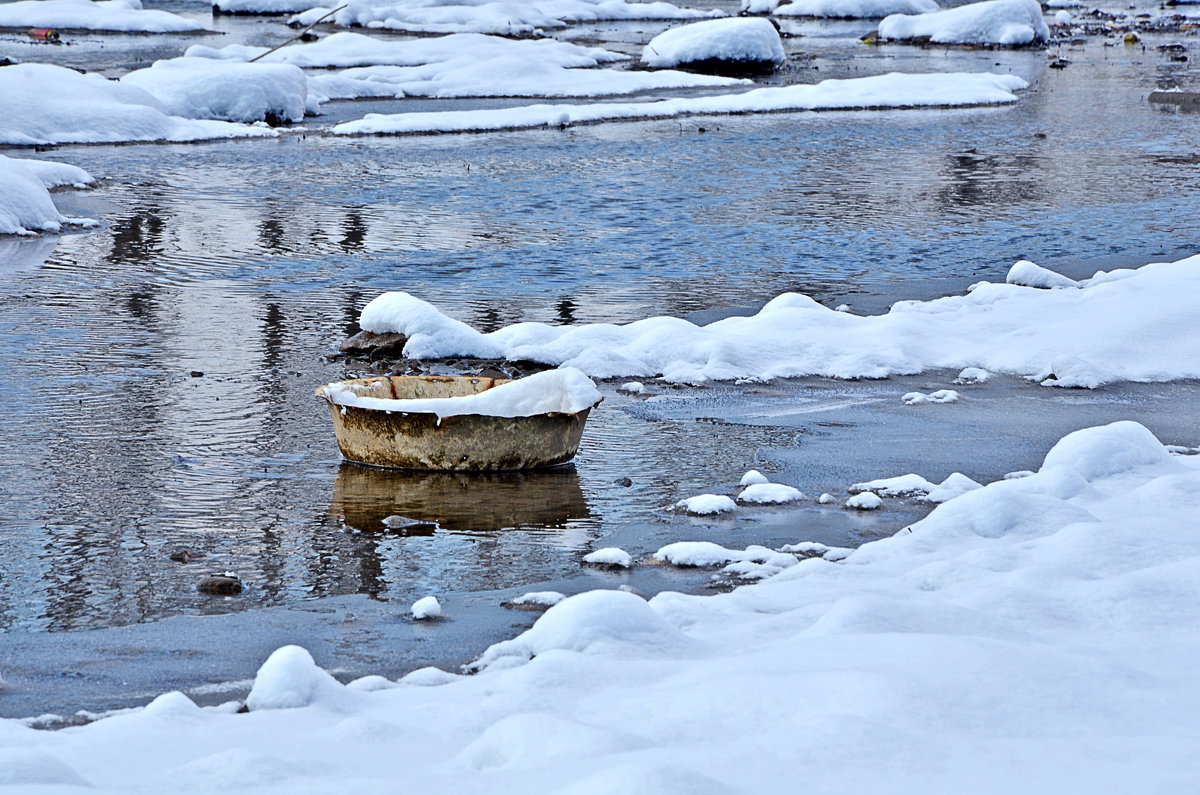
[0,155,97,235]
[0,64,278,146]
[320,367,601,420]
[213,0,315,13]
[641,18,785,72]
[188,33,745,100]
[333,70,1027,135]
[121,58,313,123]
[0,0,204,32]
[878,0,1050,45]
[7,421,1198,791]
[289,0,722,36]
[355,253,1200,387]
[773,0,938,19]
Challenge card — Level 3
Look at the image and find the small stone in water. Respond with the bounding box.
[197,575,243,596]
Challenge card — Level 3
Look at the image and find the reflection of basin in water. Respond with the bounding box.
[329,462,591,534]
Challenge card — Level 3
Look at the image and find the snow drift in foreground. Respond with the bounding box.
[772,0,938,18]
[0,64,278,146]
[121,58,312,123]
[321,367,602,419]
[357,254,1200,387]
[878,0,1050,45]
[641,18,785,69]
[0,0,204,32]
[290,0,722,36]
[5,421,1200,792]
[333,70,1027,135]
[188,33,745,100]
[0,155,96,235]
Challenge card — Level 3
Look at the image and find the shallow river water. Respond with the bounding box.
[2,2,1200,717]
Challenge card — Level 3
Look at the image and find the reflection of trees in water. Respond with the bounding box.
[339,208,368,252]
[107,208,167,268]
[932,150,1046,214]
[468,299,523,333]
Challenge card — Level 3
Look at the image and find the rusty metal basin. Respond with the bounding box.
[315,375,598,471]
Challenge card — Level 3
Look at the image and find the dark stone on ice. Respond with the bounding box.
[381,515,439,535]
[339,330,408,356]
[197,575,244,596]
[615,477,633,487]
[190,371,204,377]
[169,549,205,563]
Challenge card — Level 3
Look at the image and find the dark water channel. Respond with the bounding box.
[2,4,1200,716]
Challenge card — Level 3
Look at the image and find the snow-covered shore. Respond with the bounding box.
[357,254,1200,386]
[3,420,1198,792]
[0,155,96,235]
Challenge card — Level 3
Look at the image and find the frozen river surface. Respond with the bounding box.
[1,1,1199,717]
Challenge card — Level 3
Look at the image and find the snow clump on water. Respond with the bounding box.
[411,596,443,620]
[0,156,96,235]
[355,254,1196,387]
[739,469,770,485]
[846,492,884,510]
[736,483,806,503]
[878,0,1050,45]
[675,494,737,515]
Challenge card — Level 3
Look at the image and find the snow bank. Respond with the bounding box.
[0,64,277,146]
[775,0,938,19]
[4,422,1200,791]
[121,58,311,123]
[355,254,1198,387]
[0,0,204,32]
[878,0,1050,45]
[0,155,96,235]
[321,367,602,420]
[290,0,721,37]
[641,18,784,70]
[334,70,1026,135]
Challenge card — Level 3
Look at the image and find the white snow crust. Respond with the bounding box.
[641,18,784,69]
[1007,259,1079,289]
[878,0,1050,45]
[736,482,805,503]
[0,155,96,235]
[774,0,938,18]
[321,367,602,420]
[4,422,1200,792]
[507,591,567,607]
[954,366,990,384]
[290,0,721,36]
[121,58,311,123]
[356,254,1194,387]
[902,388,960,404]
[0,64,278,146]
[583,548,633,568]
[334,71,1027,135]
[0,0,203,32]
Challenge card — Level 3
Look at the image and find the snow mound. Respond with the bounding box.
[0,749,90,787]
[737,483,806,503]
[641,18,784,71]
[322,367,601,420]
[846,492,883,510]
[343,243,1200,391]
[851,473,937,496]
[121,58,311,123]
[778,540,853,560]
[0,155,96,235]
[412,596,443,619]
[654,542,796,573]
[334,71,1027,136]
[0,64,277,146]
[739,469,770,485]
[245,645,347,710]
[469,589,698,670]
[675,494,737,515]
[291,0,722,37]
[583,548,633,568]
[507,591,567,607]
[902,389,960,405]
[879,0,1050,45]
[775,0,938,19]
[1007,259,1078,289]
[919,472,983,503]
[0,0,204,32]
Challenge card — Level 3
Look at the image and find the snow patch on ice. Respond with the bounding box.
[675,494,737,515]
[737,482,806,503]
[846,492,883,510]
[902,389,960,405]
[412,596,443,619]
[583,548,633,568]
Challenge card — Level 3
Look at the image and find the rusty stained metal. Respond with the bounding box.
[315,375,597,471]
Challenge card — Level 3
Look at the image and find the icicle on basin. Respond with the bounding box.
[315,368,603,471]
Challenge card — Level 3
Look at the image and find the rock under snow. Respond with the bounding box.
[1006,259,1079,289]
[739,469,770,486]
[121,58,312,124]
[583,548,633,568]
[775,0,938,19]
[878,0,1050,45]
[642,18,785,74]
[412,596,443,619]
[737,483,806,504]
[675,494,738,515]
[846,492,883,510]
[0,0,204,32]
[0,64,277,146]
